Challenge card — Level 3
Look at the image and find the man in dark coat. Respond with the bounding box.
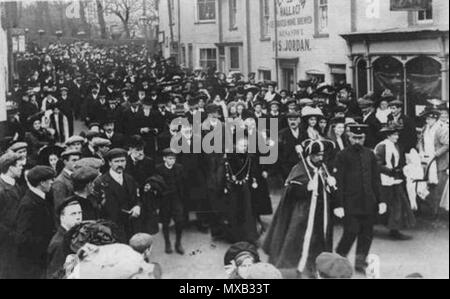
[15,166,57,279]
[46,198,82,279]
[0,153,26,278]
[92,149,142,241]
[358,98,382,149]
[120,97,143,136]
[278,112,302,181]
[334,124,387,274]
[387,100,417,153]
[57,87,75,136]
[51,150,81,216]
[101,118,127,150]
[125,135,155,188]
[137,98,164,159]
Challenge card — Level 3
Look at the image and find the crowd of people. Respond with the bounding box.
[0,40,448,279]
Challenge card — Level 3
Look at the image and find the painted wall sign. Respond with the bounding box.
[273,0,313,54]
[390,0,432,11]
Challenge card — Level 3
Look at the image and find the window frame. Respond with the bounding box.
[196,0,217,23]
[260,0,271,41]
[416,7,433,24]
[199,48,218,70]
[314,0,329,38]
[229,0,238,30]
[229,46,240,71]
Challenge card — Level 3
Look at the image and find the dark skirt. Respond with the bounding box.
[380,184,416,230]
[222,183,258,244]
[250,178,273,216]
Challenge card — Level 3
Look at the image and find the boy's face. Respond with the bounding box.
[163,156,176,168]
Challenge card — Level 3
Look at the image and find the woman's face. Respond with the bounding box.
[388,132,400,144]
[308,117,317,127]
[319,119,327,129]
[236,256,254,279]
[246,92,253,101]
[379,101,389,111]
[237,105,244,115]
[229,106,237,115]
[49,154,59,168]
[334,123,345,137]
[33,120,41,131]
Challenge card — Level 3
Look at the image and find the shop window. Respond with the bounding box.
[197,0,216,22]
[356,58,368,98]
[199,48,217,70]
[229,0,237,30]
[229,47,240,70]
[406,56,441,119]
[373,56,404,100]
[260,0,271,40]
[259,70,271,81]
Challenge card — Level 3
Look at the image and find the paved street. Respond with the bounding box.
[75,121,449,279]
[149,194,449,279]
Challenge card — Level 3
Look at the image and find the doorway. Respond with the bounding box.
[282,68,295,92]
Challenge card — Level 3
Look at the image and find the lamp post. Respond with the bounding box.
[55,30,63,44]
[38,29,45,49]
[139,15,150,58]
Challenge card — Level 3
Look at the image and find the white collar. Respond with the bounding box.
[109,169,123,184]
[29,185,46,200]
[1,173,16,186]
[64,169,73,177]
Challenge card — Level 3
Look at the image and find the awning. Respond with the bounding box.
[341,26,449,43]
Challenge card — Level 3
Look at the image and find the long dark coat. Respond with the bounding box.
[92,172,141,241]
[278,127,302,180]
[15,190,56,279]
[0,179,24,278]
[125,156,155,188]
[334,145,384,216]
[46,226,66,279]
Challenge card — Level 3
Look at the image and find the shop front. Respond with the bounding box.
[342,28,449,119]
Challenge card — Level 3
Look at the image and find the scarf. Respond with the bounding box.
[375,139,403,186]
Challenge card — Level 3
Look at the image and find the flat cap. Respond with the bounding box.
[316,252,353,279]
[74,158,104,170]
[92,137,112,148]
[56,197,80,217]
[0,152,23,173]
[8,142,28,153]
[61,149,82,159]
[65,135,85,146]
[299,98,314,107]
[347,124,369,136]
[357,98,375,109]
[104,148,128,161]
[246,263,283,280]
[129,233,155,254]
[71,166,100,185]
[27,166,56,186]
[268,100,281,107]
[224,242,260,266]
[285,111,301,119]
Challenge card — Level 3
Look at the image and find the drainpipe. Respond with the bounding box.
[274,0,279,84]
[246,0,251,75]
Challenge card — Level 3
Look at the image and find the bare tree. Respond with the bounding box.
[96,0,108,39]
[105,0,158,39]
